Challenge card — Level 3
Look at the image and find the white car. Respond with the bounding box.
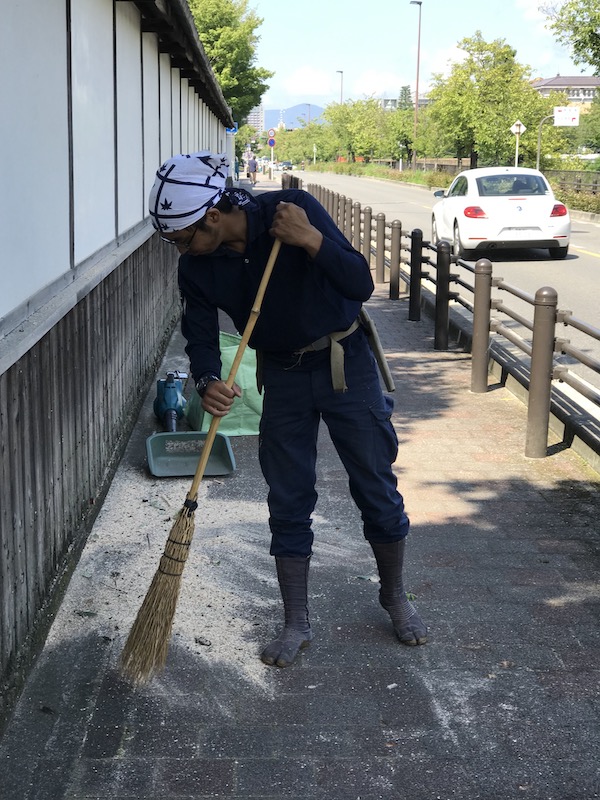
[431,166,571,260]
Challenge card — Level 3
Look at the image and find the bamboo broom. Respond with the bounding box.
[119,239,282,685]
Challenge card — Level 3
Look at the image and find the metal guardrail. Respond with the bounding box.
[545,169,600,194]
[305,182,600,460]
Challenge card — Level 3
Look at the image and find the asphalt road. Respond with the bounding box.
[299,169,600,396]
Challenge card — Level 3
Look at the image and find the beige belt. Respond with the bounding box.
[294,318,360,392]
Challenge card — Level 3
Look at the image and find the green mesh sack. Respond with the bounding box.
[185,331,263,436]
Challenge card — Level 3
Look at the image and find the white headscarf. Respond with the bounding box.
[148,151,230,232]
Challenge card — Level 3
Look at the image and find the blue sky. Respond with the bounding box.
[249,0,588,111]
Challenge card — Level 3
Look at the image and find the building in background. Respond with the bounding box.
[378,95,429,112]
[246,104,265,132]
[532,75,600,108]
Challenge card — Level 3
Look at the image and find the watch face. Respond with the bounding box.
[197,375,218,396]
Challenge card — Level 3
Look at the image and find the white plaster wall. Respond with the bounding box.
[0,0,70,319]
[159,53,173,162]
[181,79,190,153]
[0,0,229,336]
[116,2,143,234]
[142,34,160,215]
[71,0,115,264]
[171,70,182,155]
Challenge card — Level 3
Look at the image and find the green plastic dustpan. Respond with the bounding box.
[146,431,236,477]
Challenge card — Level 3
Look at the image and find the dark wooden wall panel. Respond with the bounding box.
[0,237,179,699]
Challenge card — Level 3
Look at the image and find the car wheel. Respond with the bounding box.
[549,246,569,260]
[432,216,439,244]
[453,223,468,259]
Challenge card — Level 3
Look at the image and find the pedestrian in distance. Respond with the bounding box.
[148,151,427,668]
[247,154,257,185]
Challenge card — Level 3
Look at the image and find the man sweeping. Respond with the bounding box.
[148,151,427,668]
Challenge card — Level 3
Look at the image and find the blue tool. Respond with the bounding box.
[153,370,188,432]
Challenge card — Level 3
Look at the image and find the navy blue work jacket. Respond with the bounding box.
[178,188,374,382]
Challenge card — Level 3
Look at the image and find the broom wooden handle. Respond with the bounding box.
[186,238,282,501]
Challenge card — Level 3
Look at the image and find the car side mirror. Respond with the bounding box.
[433,190,446,198]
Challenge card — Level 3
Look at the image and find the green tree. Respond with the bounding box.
[322,102,356,161]
[347,98,389,162]
[416,105,456,162]
[398,86,413,110]
[542,1,600,72]
[425,32,570,166]
[236,123,258,158]
[188,0,274,124]
[426,61,478,163]
[276,124,332,166]
[575,95,600,149]
[383,107,415,164]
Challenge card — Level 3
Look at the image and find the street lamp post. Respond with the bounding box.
[410,0,422,170]
[336,70,344,104]
[536,114,554,170]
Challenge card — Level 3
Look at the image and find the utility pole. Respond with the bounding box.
[410,0,422,170]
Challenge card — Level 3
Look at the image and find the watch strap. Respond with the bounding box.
[195,373,220,397]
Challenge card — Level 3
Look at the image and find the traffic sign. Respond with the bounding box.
[510,120,526,167]
[554,106,580,127]
[268,137,275,147]
[268,128,276,137]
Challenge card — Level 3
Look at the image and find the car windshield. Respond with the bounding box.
[475,174,549,197]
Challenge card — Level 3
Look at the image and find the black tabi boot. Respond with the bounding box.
[260,556,313,668]
[370,539,428,646]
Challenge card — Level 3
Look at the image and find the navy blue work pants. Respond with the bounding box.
[258,330,409,558]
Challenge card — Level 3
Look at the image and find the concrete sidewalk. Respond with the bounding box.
[1,181,600,799]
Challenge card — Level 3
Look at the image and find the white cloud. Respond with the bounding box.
[351,69,405,99]
[514,0,549,23]
[425,44,468,83]
[283,66,338,100]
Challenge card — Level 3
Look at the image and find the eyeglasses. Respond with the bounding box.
[160,226,199,252]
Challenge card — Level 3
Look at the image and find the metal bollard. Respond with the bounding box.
[353,202,361,251]
[375,213,386,283]
[525,286,558,458]
[338,195,346,232]
[345,197,353,241]
[331,192,339,228]
[471,258,493,393]
[408,228,423,321]
[363,207,372,265]
[434,240,451,350]
[389,220,402,300]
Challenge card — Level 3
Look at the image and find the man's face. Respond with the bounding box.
[161,211,223,256]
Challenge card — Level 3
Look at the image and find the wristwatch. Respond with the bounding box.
[195,373,220,397]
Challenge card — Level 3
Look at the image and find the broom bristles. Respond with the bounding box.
[119,507,196,685]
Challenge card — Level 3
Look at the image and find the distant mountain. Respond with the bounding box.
[264,104,325,131]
